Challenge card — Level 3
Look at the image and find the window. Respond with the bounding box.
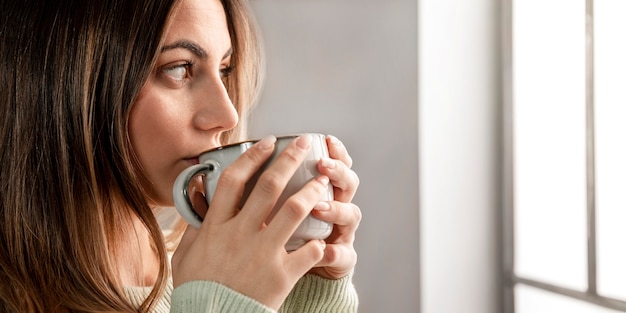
[503,0,626,312]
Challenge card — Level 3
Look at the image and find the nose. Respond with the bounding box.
[192,76,239,133]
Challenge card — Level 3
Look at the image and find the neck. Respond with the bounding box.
[117,215,161,287]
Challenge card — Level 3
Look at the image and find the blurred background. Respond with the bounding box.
[249,0,626,313]
[248,1,419,312]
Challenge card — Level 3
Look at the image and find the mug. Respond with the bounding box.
[173,133,334,251]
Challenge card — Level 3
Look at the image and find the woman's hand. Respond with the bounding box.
[309,135,361,279]
[171,135,329,310]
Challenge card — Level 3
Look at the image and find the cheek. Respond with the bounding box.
[130,84,158,149]
[129,96,163,166]
[129,91,186,192]
[130,84,185,155]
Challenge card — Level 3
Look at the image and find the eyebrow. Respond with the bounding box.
[161,40,233,60]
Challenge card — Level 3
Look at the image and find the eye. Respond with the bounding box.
[220,65,234,79]
[162,62,193,83]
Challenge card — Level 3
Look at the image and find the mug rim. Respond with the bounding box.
[202,133,325,155]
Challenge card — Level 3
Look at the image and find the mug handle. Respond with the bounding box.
[172,160,218,228]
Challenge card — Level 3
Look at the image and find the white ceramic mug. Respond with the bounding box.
[173,133,333,251]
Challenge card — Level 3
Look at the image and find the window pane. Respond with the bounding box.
[595,0,626,301]
[512,0,587,290]
[516,285,622,313]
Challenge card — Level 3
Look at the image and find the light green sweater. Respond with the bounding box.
[125,273,358,312]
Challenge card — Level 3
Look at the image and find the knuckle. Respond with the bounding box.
[283,197,309,219]
[350,249,358,266]
[351,203,362,224]
[217,167,242,188]
[257,172,282,195]
[243,144,272,163]
[351,171,360,189]
[324,245,339,263]
[281,147,301,164]
[311,246,325,262]
[344,155,354,169]
[341,173,359,196]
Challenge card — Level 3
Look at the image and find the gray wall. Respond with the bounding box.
[248,1,418,312]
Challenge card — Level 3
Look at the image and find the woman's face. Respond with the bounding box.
[129,0,237,206]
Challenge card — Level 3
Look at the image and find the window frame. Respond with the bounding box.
[501,0,626,311]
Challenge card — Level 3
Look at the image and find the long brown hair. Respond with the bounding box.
[0,0,262,312]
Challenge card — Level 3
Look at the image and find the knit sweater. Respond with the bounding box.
[125,272,358,312]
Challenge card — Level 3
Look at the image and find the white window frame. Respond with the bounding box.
[501,0,626,311]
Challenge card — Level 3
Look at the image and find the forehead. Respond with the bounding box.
[164,0,231,51]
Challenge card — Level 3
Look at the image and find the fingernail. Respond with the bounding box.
[320,157,336,169]
[255,135,276,150]
[319,239,327,249]
[314,201,331,211]
[296,134,312,149]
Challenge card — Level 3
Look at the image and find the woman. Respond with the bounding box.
[0,0,361,312]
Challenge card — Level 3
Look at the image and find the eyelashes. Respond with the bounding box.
[219,65,234,79]
[159,61,234,87]
[163,62,193,82]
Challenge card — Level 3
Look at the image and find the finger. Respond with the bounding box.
[312,201,362,236]
[265,175,330,245]
[284,239,326,277]
[206,135,276,224]
[326,135,353,169]
[313,243,357,274]
[317,157,360,202]
[239,135,312,226]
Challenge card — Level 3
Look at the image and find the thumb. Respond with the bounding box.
[171,187,205,268]
[171,224,200,286]
[284,240,326,277]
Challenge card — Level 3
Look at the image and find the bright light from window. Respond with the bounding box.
[594,0,626,302]
[513,0,587,291]
[516,285,622,313]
